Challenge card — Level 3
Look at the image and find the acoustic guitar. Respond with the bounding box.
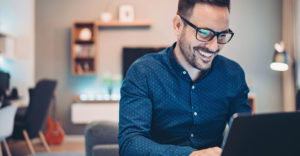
[45,93,65,144]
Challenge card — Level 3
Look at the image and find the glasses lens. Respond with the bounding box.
[195,27,234,44]
[197,29,214,41]
[217,33,233,44]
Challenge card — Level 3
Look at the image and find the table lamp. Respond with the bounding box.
[270,41,289,71]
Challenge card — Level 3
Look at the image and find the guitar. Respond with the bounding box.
[45,93,65,145]
[45,117,65,144]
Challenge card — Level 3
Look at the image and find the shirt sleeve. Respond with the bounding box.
[229,67,252,117]
[118,63,196,156]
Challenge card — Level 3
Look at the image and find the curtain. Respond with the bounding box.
[282,0,298,111]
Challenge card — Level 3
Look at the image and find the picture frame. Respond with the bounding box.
[119,4,135,22]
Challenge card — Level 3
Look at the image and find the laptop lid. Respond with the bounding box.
[221,112,300,156]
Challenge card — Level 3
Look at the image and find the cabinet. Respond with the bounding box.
[71,22,98,75]
[71,101,119,124]
[71,20,152,75]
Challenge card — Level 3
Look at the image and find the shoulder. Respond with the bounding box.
[213,55,245,76]
[212,55,248,91]
[127,49,168,75]
[122,49,168,89]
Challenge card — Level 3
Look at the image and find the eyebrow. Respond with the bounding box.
[181,16,229,33]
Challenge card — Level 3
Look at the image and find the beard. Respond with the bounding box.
[178,34,219,71]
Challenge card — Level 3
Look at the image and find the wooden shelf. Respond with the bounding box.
[71,19,152,75]
[75,56,94,60]
[75,40,94,44]
[74,72,96,76]
[95,20,152,27]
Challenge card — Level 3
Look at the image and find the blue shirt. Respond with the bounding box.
[118,43,251,156]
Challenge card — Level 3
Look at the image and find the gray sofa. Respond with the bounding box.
[85,121,119,156]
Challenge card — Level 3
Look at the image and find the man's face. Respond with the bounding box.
[178,3,229,71]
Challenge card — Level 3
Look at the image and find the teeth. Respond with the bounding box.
[199,51,213,57]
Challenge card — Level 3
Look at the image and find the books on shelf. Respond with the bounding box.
[75,44,95,57]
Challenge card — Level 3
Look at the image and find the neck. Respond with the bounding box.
[173,44,203,81]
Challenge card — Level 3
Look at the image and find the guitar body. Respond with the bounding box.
[45,117,65,145]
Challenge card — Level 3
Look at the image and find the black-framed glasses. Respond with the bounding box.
[180,16,234,44]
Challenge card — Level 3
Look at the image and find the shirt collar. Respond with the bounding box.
[167,42,213,82]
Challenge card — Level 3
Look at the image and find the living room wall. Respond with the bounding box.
[0,0,35,103]
[36,0,282,134]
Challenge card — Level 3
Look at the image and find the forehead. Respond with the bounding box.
[189,3,229,31]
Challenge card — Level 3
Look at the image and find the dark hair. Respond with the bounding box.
[177,0,230,18]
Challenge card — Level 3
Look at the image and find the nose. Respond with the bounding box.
[205,36,219,52]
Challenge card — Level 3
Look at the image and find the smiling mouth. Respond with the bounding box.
[195,49,215,63]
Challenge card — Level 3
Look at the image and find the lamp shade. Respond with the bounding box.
[270,50,288,71]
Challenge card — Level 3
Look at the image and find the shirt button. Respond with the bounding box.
[190,133,194,138]
[192,85,195,89]
[183,71,187,75]
[194,112,197,116]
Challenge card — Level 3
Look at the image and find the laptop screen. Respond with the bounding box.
[221,112,300,156]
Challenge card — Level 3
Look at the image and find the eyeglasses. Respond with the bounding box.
[180,16,234,44]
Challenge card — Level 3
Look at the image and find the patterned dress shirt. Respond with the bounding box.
[118,43,251,156]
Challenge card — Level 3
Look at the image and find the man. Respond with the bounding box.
[119,0,251,156]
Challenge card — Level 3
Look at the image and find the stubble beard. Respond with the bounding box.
[178,35,219,71]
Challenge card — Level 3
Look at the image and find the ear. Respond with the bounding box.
[173,15,184,38]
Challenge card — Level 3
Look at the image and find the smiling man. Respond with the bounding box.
[118,0,251,156]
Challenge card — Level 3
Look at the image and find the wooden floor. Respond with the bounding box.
[4,136,85,156]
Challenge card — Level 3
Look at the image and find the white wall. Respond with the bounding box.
[0,0,35,102]
[228,0,283,113]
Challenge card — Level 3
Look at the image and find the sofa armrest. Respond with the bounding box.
[85,121,118,156]
[92,144,119,156]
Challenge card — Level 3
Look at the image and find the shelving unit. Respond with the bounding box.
[71,20,152,75]
[71,22,98,75]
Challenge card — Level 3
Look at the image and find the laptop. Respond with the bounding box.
[221,112,300,156]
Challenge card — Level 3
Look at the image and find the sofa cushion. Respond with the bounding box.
[92,144,119,156]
